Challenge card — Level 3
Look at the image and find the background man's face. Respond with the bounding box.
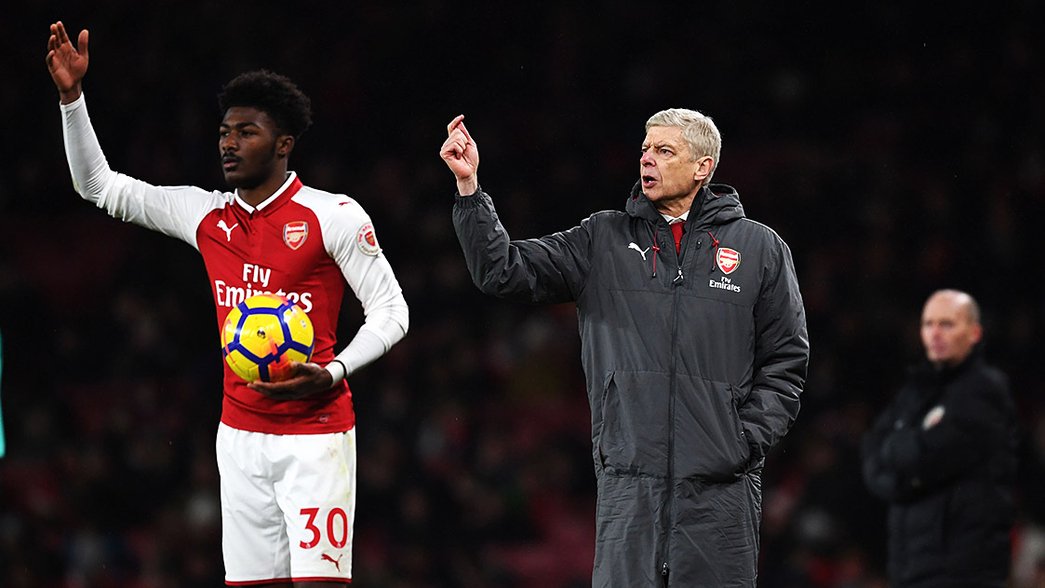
[920,292,982,367]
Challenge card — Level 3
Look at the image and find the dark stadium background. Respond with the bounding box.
[2,2,1043,586]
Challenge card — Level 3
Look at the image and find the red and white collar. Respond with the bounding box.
[234,171,303,214]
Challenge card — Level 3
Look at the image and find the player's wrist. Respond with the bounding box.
[325,359,348,387]
[59,85,83,105]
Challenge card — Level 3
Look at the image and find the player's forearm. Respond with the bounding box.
[60,93,114,202]
[325,296,408,384]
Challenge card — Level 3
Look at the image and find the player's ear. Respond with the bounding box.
[277,135,295,159]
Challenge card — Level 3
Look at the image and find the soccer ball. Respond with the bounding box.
[221,294,315,382]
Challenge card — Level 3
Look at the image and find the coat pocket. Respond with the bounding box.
[596,370,670,477]
[673,377,751,479]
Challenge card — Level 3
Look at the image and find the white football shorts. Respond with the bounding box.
[216,423,356,584]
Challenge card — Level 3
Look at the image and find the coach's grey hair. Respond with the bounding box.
[646,108,722,185]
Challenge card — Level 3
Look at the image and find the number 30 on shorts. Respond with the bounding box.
[299,507,350,549]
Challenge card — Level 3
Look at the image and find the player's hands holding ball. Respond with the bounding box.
[440,115,479,196]
[222,294,330,400]
[249,362,334,400]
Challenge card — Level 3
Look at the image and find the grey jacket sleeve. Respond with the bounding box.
[739,236,809,458]
[452,188,592,304]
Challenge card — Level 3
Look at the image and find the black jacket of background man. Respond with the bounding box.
[862,350,1017,587]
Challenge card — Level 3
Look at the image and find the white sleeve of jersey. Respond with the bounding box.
[320,199,409,380]
[60,94,226,249]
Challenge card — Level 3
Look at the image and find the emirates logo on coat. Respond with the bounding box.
[283,221,309,250]
[716,247,741,275]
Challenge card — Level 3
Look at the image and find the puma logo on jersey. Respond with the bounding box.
[321,552,344,572]
[217,220,239,242]
[628,242,650,261]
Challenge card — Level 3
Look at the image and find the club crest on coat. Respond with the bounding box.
[922,405,946,430]
[716,247,741,274]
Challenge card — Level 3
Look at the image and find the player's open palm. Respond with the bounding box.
[46,21,89,96]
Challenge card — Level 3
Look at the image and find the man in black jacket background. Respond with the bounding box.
[863,289,1017,587]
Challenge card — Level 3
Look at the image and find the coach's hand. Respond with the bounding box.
[440,115,479,196]
[46,21,89,104]
[249,361,334,400]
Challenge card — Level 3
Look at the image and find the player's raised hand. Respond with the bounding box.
[440,115,479,195]
[45,21,89,104]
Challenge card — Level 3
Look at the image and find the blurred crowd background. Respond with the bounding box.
[2,1,1044,586]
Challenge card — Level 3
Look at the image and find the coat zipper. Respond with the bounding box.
[663,220,689,585]
[661,222,704,586]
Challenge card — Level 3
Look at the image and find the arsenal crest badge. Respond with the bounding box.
[716,247,741,275]
[356,223,380,256]
[283,221,309,250]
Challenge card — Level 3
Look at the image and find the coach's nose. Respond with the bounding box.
[640,149,656,166]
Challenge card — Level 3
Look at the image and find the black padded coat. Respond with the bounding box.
[454,183,809,587]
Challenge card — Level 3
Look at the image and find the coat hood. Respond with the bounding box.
[626,181,746,228]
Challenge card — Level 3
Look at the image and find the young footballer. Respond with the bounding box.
[47,21,408,586]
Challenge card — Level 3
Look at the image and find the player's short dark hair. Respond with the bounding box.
[218,70,313,139]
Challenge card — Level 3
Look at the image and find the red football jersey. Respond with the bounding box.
[198,174,352,434]
[62,96,407,434]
